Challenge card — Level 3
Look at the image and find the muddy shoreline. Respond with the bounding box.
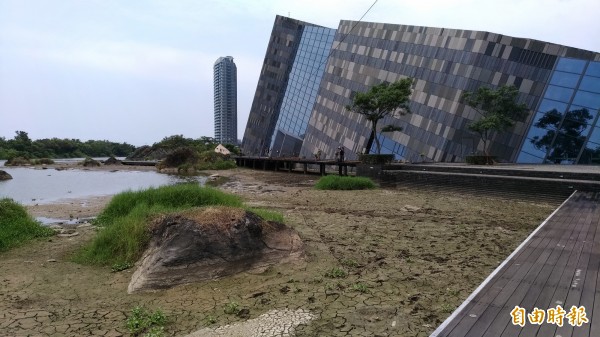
[0,166,556,336]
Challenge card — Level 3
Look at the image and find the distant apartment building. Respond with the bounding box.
[242,16,600,164]
[213,56,237,145]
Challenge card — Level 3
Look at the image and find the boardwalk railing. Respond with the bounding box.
[234,156,359,176]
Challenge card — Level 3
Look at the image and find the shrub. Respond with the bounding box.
[73,184,243,265]
[161,147,198,168]
[314,175,376,190]
[195,159,236,171]
[0,198,54,252]
[5,156,31,166]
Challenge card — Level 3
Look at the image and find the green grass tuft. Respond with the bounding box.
[73,183,243,266]
[0,198,54,252]
[314,175,376,190]
[126,306,167,337]
[247,207,284,223]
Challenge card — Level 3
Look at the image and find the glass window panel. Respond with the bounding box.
[537,99,568,114]
[572,91,600,110]
[578,76,600,94]
[585,61,600,77]
[549,71,580,88]
[518,138,547,162]
[588,127,600,145]
[544,85,574,103]
[579,140,600,164]
[516,150,545,164]
[555,58,586,74]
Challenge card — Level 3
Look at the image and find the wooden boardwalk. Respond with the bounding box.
[431,191,600,337]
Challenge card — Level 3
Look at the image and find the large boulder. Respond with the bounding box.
[128,207,304,293]
[0,170,12,180]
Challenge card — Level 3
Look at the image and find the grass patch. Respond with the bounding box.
[0,198,54,252]
[314,175,376,190]
[247,207,284,223]
[223,301,241,315]
[126,306,167,337]
[324,267,347,278]
[352,282,369,293]
[73,183,243,266]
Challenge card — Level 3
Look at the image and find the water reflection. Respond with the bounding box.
[530,107,600,163]
[0,166,206,205]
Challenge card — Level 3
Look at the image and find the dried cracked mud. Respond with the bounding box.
[0,167,556,336]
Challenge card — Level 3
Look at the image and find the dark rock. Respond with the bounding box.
[0,170,12,180]
[81,157,100,167]
[128,207,304,293]
[237,308,250,319]
[103,156,122,165]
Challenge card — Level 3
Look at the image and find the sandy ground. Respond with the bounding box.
[0,166,557,336]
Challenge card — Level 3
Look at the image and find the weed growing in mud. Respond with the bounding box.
[324,267,347,278]
[446,288,460,297]
[352,283,369,293]
[441,303,455,313]
[126,306,167,337]
[0,198,54,252]
[204,315,217,325]
[325,282,346,291]
[223,301,241,315]
[111,262,133,272]
[341,258,359,268]
[314,175,376,190]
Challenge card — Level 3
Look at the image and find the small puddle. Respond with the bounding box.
[36,216,96,226]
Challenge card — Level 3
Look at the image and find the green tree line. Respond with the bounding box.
[0,131,136,159]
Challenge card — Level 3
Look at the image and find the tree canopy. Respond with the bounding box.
[462,85,529,157]
[346,78,413,154]
[0,131,136,160]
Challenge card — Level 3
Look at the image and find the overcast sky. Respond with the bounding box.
[1,0,599,146]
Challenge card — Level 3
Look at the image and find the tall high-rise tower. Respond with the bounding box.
[213,56,237,144]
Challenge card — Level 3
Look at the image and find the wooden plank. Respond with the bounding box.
[569,200,597,337]
[430,192,596,337]
[536,196,591,337]
[483,208,584,337]
[439,195,578,337]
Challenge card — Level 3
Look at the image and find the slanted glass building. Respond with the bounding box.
[242,16,335,156]
[242,17,600,164]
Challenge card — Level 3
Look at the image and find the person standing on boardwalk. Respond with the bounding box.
[337,146,346,176]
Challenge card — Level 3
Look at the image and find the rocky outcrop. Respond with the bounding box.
[126,146,171,161]
[128,207,304,293]
[81,157,100,167]
[0,170,12,180]
[103,156,122,165]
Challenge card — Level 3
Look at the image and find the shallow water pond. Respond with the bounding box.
[0,165,205,205]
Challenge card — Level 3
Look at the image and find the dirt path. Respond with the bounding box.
[0,168,556,336]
